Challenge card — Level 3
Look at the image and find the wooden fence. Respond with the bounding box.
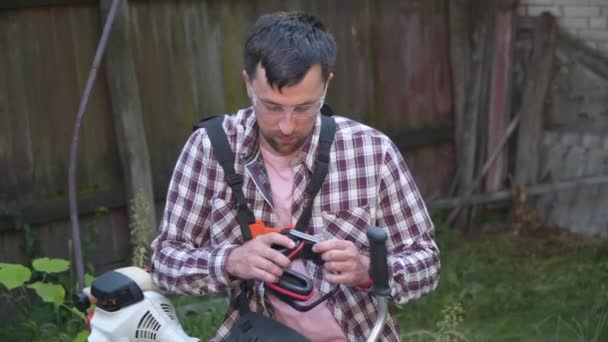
[512,15,608,237]
[0,0,455,268]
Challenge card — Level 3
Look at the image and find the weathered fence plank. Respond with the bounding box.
[432,175,608,208]
[486,1,515,191]
[0,5,122,207]
[0,0,96,10]
[2,9,36,204]
[0,191,124,231]
[449,0,474,198]
[514,13,557,185]
[100,0,157,241]
[535,131,562,218]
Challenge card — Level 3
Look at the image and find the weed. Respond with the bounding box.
[130,191,154,268]
[2,222,607,341]
[0,258,89,341]
[1,207,39,261]
[397,227,608,341]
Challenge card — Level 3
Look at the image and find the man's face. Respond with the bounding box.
[245,64,331,156]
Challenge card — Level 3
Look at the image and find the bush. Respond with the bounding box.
[0,258,90,342]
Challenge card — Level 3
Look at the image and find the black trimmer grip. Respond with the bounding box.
[367,226,390,296]
[73,291,91,313]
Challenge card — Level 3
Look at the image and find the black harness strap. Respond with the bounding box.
[196,113,336,316]
[196,114,336,239]
[201,116,255,241]
[294,115,335,233]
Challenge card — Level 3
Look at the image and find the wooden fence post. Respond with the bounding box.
[515,13,557,185]
[486,0,517,191]
[448,0,472,194]
[448,0,495,227]
[99,0,157,253]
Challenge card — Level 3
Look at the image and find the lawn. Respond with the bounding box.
[396,226,608,341]
[2,223,607,341]
[175,225,608,341]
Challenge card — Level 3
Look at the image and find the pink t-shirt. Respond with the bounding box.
[260,144,347,342]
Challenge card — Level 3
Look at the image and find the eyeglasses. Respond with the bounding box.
[249,83,327,119]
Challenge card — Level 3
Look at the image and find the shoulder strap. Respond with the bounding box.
[294,115,336,232]
[196,114,336,314]
[200,116,255,241]
[320,103,334,116]
[196,114,336,236]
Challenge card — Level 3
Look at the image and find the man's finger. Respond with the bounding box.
[254,268,279,283]
[261,232,296,249]
[323,271,351,285]
[261,248,292,268]
[325,260,356,273]
[255,257,285,278]
[312,239,349,253]
[321,249,353,262]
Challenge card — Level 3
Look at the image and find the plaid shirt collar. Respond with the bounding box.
[236,107,323,173]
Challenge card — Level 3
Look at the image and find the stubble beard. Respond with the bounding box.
[262,131,307,156]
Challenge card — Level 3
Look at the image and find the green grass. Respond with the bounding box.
[171,226,608,341]
[398,227,608,341]
[2,224,607,341]
[172,295,228,341]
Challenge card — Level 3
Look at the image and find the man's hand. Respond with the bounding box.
[312,239,370,286]
[225,233,295,283]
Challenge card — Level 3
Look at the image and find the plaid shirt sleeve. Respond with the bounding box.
[377,140,440,304]
[150,129,239,295]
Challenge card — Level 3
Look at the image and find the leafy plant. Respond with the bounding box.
[0,263,31,290]
[0,258,89,341]
[401,302,469,342]
[436,302,465,336]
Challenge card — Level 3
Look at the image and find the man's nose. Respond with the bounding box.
[278,111,296,135]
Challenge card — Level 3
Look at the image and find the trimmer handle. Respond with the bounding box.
[366,226,390,342]
[74,288,94,313]
[367,226,390,297]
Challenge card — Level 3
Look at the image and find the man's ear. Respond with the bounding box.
[242,70,251,97]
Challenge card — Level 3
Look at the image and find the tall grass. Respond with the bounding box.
[397,226,608,341]
[2,219,606,341]
[165,224,608,341]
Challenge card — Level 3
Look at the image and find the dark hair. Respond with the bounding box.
[244,11,337,91]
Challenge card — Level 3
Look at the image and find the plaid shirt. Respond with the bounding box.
[151,108,440,341]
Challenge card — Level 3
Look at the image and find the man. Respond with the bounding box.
[151,11,439,341]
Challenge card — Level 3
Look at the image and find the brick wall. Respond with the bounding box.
[518,0,608,56]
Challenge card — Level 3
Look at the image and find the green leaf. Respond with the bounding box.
[0,263,32,290]
[74,330,89,342]
[32,258,70,274]
[85,273,95,287]
[27,281,65,305]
